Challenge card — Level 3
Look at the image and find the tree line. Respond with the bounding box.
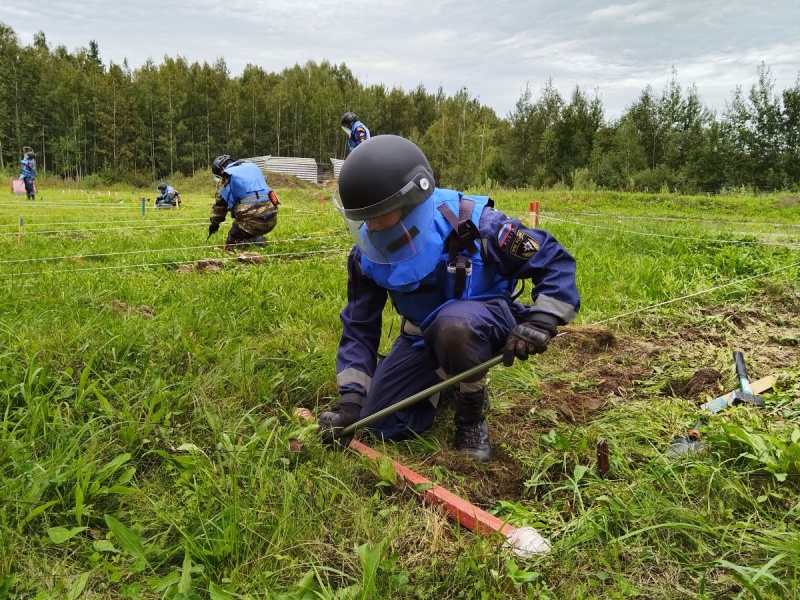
[1,22,798,192]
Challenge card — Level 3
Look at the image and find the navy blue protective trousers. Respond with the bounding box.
[361,298,517,439]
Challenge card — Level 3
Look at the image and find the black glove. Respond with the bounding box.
[208,222,220,237]
[503,314,559,367]
[318,393,364,448]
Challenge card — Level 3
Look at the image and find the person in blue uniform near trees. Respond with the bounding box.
[318,135,580,463]
[154,182,181,208]
[19,149,37,200]
[341,112,370,153]
[207,155,280,250]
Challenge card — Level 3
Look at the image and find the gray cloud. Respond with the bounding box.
[4,1,798,118]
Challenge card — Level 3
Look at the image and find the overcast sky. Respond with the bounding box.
[3,1,799,120]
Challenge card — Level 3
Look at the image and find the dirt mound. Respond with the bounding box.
[176,258,224,274]
[662,367,723,398]
[553,325,616,352]
[109,300,155,318]
[237,251,264,264]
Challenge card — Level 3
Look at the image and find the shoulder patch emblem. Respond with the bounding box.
[508,230,540,259]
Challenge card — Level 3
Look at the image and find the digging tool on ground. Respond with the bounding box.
[335,355,505,439]
[666,417,707,458]
[733,350,765,407]
[699,351,771,414]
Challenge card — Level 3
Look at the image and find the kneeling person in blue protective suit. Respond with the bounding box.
[154,182,181,208]
[318,135,580,463]
[208,155,280,250]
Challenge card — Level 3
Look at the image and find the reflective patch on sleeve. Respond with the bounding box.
[507,230,540,259]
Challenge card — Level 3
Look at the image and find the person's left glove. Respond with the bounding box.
[503,314,559,367]
[318,393,364,447]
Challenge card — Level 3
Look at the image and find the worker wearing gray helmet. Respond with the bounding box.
[319,135,580,462]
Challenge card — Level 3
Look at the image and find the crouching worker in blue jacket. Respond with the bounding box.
[318,135,580,463]
[208,155,280,250]
[154,182,181,208]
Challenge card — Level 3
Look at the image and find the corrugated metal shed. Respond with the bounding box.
[330,158,344,180]
[244,155,320,184]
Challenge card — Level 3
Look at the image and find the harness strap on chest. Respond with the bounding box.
[438,198,480,298]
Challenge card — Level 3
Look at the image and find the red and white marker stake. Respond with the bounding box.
[529,201,540,228]
[292,408,551,557]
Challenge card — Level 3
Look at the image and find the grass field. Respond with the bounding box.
[1,181,799,599]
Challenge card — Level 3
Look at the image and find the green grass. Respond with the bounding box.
[1,185,799,598]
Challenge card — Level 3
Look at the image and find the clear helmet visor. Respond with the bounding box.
[333,175,435,264]
[341,125,352,135]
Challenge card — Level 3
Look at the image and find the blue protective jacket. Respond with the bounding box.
[19,158,36,180]
[361,191,515,325]
[336,187,581,398]
[347,121,370,152]
[155,185,179,207]
[220,161,272,210]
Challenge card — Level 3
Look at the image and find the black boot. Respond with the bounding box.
[454,388,491,463]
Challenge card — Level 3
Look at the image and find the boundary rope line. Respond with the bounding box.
[0,233,349,264]
[542,209,800,229]
[0,248,344,278]
[0,217,202,228]
[544,215,800,249]
[0,212,339,236]
[0,202,325,213]
[0,222,208,236]
[0,203,135,209]
[590,261,800,326]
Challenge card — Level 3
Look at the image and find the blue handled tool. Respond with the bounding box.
[700,351,768,414]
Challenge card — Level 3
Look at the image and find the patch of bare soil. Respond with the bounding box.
[176,258,225,273]
[372,442,525,513]
[777,195,800,208]
[358,292,799,509]
[553,325,617,353]
[662,367,723,398]
[237,251,264,264]
[109,300,155,318]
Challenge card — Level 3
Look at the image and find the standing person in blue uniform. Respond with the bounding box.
[207,155,280,250]
[19,149,37,200]
[318,135,580,463]
[341,112,370,153]
[154,182,181,208]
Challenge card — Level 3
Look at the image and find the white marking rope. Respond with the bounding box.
[0,233,348,264]
[0,248,344,278]
[590,261,800,326]
[544,215,800,249]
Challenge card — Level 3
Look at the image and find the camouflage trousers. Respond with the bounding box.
[225,202,278,249]
[23,177,36,200]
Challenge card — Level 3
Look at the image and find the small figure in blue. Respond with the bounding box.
[19,149,37,200]
[318,135,580,463]
[341,112,370,153]
[154,182,181,208]
[208,154,280,250]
